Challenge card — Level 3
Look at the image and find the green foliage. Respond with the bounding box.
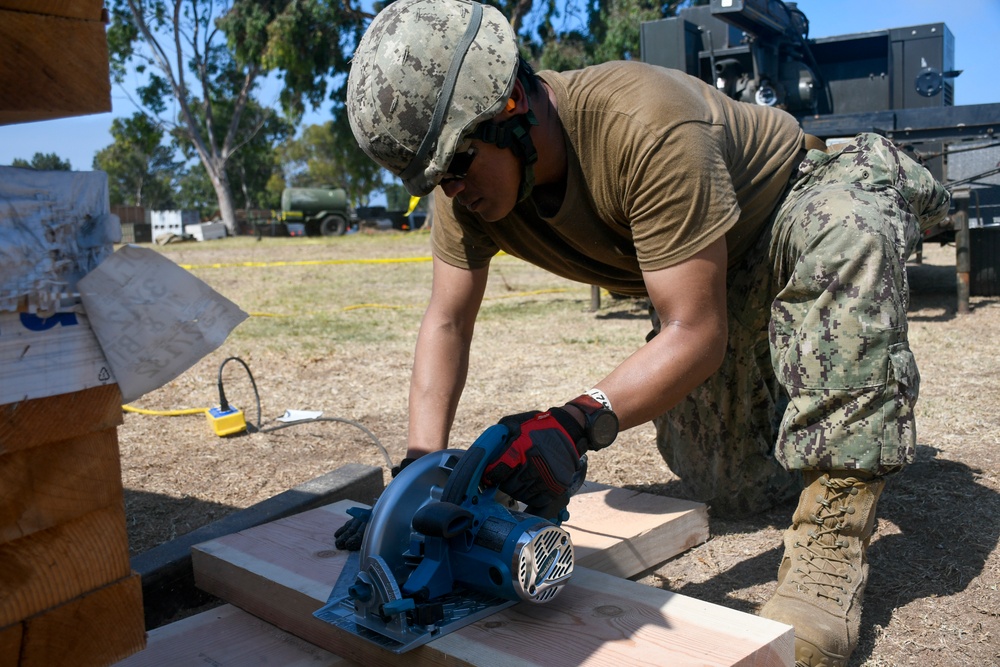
[384,184,411,212]
[591,0,666,62]
[93,113,179,208]
[217,0,364,121]
[524,0,705,70]
[174,96,293,211]
[10,152,72,170]
[173,163,218,216]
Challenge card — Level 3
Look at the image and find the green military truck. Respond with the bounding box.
[275,187,353,236]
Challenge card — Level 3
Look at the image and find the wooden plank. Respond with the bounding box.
[0,10,111,125]
[0,623,22,667]
[0,429,123,544]
[0,1,105,21]
[564,482,709,577]
[193,496,791,666]
[0,504,130,627]
[113,604,357,667]
[20,574,145,667]
[0,385,123,456]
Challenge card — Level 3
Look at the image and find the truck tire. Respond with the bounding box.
[320,215,348,237]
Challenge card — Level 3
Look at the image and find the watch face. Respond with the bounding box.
[590,410,619,449]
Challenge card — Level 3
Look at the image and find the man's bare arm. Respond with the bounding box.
[407,256,490,457]
[594,236,729,430]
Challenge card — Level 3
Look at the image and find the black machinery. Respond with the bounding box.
[640,0,1000,303]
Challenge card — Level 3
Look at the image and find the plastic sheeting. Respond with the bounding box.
[0,166,120,313]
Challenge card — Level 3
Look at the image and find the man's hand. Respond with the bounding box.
[482,407,587,519]
[333,506,372,551]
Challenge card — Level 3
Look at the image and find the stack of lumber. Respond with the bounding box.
[116,482,794,666]
[0,0,111,125]
[1,386,145,666]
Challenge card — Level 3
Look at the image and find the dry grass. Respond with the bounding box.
[119,232,1000,666]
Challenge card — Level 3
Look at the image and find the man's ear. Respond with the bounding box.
[496,78,528,121]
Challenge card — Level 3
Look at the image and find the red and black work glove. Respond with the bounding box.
[482,407,583,519]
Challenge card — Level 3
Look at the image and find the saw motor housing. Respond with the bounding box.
[404,492,574,604]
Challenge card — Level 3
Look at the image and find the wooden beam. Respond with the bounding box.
[19,574,145,667]
[0,9,111,125]
[0,504,130,627]
[0,385,123,456]
[0,1,105,21]
[1,385,138,666]
[563,482,709,577]
[0,623,21,667]
[192,496,792,666]
[113,604,357,667]
[0,429,123,543]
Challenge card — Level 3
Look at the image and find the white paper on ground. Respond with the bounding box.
[78,245,248,403]
[277,409,324,423]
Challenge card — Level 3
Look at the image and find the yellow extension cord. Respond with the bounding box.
[122,405,206,416]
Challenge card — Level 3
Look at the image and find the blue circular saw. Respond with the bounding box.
[314,424,578,653]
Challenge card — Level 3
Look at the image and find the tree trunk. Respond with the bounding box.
[207,161,238,234]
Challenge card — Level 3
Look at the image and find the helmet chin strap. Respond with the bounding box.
[471,107,539,201]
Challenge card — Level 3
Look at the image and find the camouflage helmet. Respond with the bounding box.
[347,0,519,196]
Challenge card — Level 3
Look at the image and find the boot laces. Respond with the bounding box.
[792,476,863,604]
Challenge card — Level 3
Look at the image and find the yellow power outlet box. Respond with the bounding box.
[207,406,247,436]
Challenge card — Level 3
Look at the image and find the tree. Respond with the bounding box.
[589,0,669,63]
[173,97,293,213]
[520,0,703,70]
[107,0,370,233]
[93,113,179,208]
[10,152,72,170]
[173,164,218,212]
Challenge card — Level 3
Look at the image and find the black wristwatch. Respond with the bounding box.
[567,394,619,452]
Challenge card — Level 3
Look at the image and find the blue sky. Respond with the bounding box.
[1,0,997,171]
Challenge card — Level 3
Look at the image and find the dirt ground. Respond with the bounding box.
[118,233,999,666]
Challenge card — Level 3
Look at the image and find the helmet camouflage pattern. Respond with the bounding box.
[347,0,519,196]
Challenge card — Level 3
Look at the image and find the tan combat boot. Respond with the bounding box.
[759,471,885,667]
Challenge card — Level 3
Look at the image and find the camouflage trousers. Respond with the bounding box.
[653,133,951,517]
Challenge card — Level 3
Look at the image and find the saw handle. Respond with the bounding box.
[441,423,509,507]
[442,423,581,523]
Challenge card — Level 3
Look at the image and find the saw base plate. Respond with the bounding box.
[314,587,516,653]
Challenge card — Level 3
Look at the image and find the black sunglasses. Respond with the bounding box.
[441,147,478,183]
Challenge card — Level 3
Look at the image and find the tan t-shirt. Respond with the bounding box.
[431,60,804,297]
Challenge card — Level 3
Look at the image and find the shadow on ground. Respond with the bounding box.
[124,488,236,556]
[907,254,1000,321]
[625,444,998,665]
